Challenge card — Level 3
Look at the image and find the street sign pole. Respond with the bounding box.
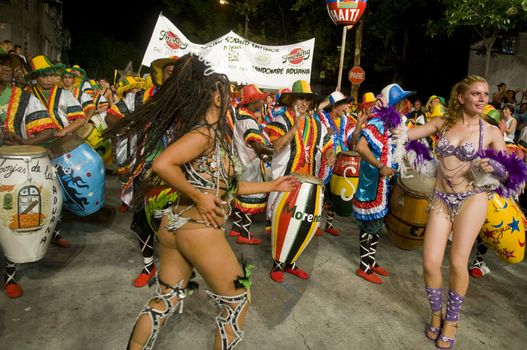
[351,20,364,103]
[336,26,348,92]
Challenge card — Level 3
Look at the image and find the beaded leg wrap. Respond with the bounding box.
[472,236,488,268]
[445,289,464,322]
[239,213,253,239]
[325,199,335,229]
[128,277,187,350]
[4,259,17,286]
[231,209,243,234]
[206,290,248,350]
[359,231,372,273]
[426,286,443,313]
[369,234,380,268]
[131,210,155,273]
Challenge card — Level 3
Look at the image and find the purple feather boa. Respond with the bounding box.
[480,148,527,197]
[376,105,402,131]
[406,140,433,161]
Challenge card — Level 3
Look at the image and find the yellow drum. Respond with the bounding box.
[74,122,112,165]
[329,151,360,217]
[479,193,525,264]
[385,172,435,250]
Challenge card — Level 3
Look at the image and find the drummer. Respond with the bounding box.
[314,91,365,236]
[352,84,414,284]
[264,79,335,282]
[229,84,273,245]
[1,53,60,298]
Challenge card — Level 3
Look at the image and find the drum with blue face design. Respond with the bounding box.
[46,135,105,216]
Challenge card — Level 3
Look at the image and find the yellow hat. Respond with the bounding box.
[360,92,376,108]
[28,55,65,78]
[117,76,140,98]
[150,56,179,86]
[429,103,445,118]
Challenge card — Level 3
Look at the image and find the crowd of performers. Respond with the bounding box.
[1,51,527,350]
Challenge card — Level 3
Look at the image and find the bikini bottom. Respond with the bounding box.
[429,188,485,221]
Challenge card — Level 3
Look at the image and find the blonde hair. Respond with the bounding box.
[444,75,488,129]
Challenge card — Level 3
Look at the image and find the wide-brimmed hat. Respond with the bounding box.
[239,84,267,106]
[425,95,445,110]
[27,55,65,78]
[0,53,23,69]
[381,83,415,107]
[71,64,87,77]
[278,80,317,106]
[150,56,179,86]
[116,75,141,98]
[482,104,500,126]
[62,67,75,77]
[360,92,376,109]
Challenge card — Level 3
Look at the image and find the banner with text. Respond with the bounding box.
[142,13,315,89]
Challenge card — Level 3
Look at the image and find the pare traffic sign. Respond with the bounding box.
[348,66,365,85]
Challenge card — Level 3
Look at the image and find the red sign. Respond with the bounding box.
[348,66,365,85]
[159,30,188,50]
[326,0,368,26]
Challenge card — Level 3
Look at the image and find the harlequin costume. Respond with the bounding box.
[314,91,356,237]
[264,80,333,282]
[352,83,412,284]
[109,57,178,288]
[62,67,95,115]
[229,84,271,244]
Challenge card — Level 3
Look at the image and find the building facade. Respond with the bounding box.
[0,0,64,61]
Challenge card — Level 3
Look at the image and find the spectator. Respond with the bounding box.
[0,39,13,54]
[502,104,517,144]
[491,82,507,108]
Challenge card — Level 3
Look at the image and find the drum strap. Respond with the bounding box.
[206,290,248,350]
[128,277,187,350]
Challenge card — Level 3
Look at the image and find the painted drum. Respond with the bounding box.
[90,111,108,130]
[46,135,105,216]
[0,145,63,263]
[329,151,360,216]
[271,173,324,264]
[74,122,112,165]
[479,193,525,264]
[385,171,435,250]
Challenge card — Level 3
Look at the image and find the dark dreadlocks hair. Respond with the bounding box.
[105,53,232,205]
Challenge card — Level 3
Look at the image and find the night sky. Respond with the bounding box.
[62,1,165,51]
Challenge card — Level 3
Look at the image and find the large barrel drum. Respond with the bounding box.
[329,151,360,217]
[0,146,63,263]
[46,135,105,216]
[271,173,324,264]
[385,172,435,250]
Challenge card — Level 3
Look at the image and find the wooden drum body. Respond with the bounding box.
[385,172,435,250]
[479,193,525,264]
[0,146,63,263]
[47,135,105,216]
[329,151,360,217]
[271,173,324,264]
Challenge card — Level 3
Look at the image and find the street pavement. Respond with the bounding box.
[1,174,526,350]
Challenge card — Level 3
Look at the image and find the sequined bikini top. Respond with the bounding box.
[435,119,483,162]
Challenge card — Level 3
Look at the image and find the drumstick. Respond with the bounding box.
[21,200,39,214]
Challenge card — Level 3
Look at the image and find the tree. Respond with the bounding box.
[429,0,527,76]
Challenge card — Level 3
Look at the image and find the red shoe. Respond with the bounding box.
[315,228,324,236]
[5,283,23,298]
[134,266,157,288]
[52,237,71,248]
[236,236,262,245]
[325,227,340,236]
[469,264,490,278]
[118,202,129,213]
[371,265,390,276]
[356,268,382,284]
[270,269,284,283]
[284,266,310,279]
[229,230,240,237]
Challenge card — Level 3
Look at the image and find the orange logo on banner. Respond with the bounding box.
[348,66,365,85]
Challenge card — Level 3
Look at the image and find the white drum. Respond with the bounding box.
[90,111,108,130]
[0,146,63,263]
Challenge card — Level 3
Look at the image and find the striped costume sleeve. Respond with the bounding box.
[264,116,288,142]
[63,89,86,122]
[25,95,58,136]
[107,100,128,119]
[80,89,95,113]
[360,122,383,156]
[242,118,265,145]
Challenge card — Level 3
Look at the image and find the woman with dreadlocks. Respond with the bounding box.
[403,75,526,349]
[112,54,297,350]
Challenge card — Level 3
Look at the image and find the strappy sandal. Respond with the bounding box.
[425,311,442,341]
[435,320,458,349]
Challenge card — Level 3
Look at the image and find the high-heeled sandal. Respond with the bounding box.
[435,320,458,349]
[425,311,442,341]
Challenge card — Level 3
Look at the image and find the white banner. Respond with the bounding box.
[141,13,315,89]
